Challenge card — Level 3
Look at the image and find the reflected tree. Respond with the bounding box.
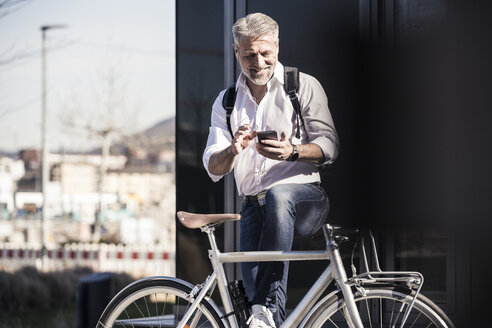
[59,62,141,241]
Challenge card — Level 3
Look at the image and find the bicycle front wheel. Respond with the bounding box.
[305,286,455,328]
[97,276,225,328]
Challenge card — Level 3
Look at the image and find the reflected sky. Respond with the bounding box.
[0,0,175,152]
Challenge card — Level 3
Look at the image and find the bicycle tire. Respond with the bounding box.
[304,286,455,328]
[96,276,225,328]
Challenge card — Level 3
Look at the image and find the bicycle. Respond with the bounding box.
[97,211,456,328]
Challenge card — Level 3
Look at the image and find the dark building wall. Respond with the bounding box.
[247,0,361,227]
[176,0,492,325]
[246,0,363,309]
[176,0,225,283]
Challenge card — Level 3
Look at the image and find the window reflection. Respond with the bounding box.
[176,0,224,283]
[395,231,448,303]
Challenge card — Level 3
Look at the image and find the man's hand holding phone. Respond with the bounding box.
[256,130,295,161]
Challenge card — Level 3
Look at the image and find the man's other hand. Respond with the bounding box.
[232,124,258,155]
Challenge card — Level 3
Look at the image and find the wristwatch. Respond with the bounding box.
[287,144,299,161]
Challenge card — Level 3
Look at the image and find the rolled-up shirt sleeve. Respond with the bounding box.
[299,74,340,166]
[202,90,233,182]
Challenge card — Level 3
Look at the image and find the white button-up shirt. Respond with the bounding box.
[203,62,339,196]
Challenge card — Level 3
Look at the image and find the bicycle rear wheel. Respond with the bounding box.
[305,286,455,328]
[97,277,225,328]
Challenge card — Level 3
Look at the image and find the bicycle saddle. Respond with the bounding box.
[177,211,241,229]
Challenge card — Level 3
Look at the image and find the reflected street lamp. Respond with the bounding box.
[40,24,67,271]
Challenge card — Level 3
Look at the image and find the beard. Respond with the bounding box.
[243,64,275,86]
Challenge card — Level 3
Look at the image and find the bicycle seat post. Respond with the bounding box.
[322,224,336,246]
[200,225,219,253]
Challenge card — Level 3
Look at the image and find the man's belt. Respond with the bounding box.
[245,182,321,206]
[245,190,267,205]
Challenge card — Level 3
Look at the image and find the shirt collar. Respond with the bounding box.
[236,61,284,91]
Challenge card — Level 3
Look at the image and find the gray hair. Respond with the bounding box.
[232,13,279,47]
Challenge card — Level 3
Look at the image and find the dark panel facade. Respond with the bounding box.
[246,0,362,309]
[176,0,225,283]
[176,1,492,325]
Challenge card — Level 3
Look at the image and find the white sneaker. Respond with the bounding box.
[246,304,276,328]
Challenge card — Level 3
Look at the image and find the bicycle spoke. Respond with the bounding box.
[142,295,153,328]
[98,280,223,328]
[160,292,169,321]
[155,293,160,328]
[392,302,405,328]
[389,299,396,327]
[379,298,382,328]
[341,307,351,327]
[121,308,134,328]
[189,309,204,328]
[364,299,373,328]
[306,288,453,328]
[177,295,194,326]
[408,311,422,328]
[133,300,147,321]
[176,294,181,324]
[329,317,340,328]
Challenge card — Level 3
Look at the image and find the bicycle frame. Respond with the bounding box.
[177,223,365,328]
[98,210,444,328]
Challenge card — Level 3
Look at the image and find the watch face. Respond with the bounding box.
[288,144,299,161]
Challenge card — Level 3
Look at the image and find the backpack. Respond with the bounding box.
[222,66,304,139]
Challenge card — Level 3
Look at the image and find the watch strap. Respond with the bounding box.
[287,144,299,161]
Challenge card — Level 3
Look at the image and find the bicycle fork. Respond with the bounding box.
[323,225,364,328]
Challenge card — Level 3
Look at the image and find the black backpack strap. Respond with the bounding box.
[284,66,304,139]
[222,83,237,137]
[222,67,302,139]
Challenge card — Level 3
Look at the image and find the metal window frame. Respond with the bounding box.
[223,0,246,281]
[384,230,457,314]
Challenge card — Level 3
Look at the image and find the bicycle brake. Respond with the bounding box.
[186,283,204,301]
[354,282,367,297]
[406,277,422,289]
[334,235,349,244]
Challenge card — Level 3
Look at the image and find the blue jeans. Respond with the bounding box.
[239,183,329,326]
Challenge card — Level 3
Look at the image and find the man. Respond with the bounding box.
[203,13,339,328]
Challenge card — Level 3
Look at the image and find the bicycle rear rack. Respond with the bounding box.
[348,230,423,287]
[347,230,424,327]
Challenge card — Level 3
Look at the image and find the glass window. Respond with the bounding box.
[247,0,360,307]
[395,231,449,303]
[176,0,225,283]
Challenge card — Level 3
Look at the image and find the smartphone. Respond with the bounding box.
[257,130,278,143]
